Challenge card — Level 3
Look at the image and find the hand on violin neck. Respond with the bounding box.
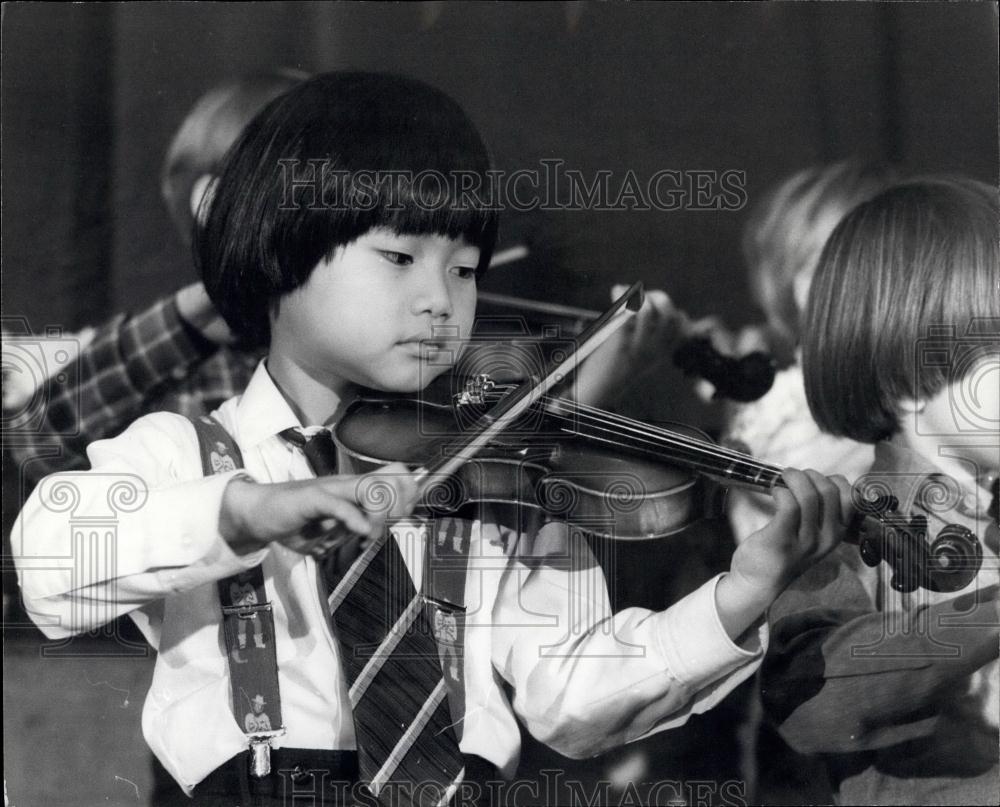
[175,281,236,347]
[569,286,681,408]
[716,469,854,641]
[219,462,417,557]
[686,321,774,403]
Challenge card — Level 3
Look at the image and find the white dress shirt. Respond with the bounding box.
[14,361,766,794]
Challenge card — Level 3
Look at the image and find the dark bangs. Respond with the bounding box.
[300,163,500,269]
[199,72,498,348]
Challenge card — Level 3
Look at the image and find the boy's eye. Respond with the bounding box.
[453,266,478,280]
[380,250,412,266]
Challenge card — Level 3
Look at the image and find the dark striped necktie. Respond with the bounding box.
[327,526,466,807]
[279,428,466,805]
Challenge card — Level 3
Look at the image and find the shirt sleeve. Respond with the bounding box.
[7,295,217,486]
[490,521,766,759]
[12,411,268,639]
[760,547,1000,755]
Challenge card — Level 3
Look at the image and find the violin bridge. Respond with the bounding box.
[456,373,496,407]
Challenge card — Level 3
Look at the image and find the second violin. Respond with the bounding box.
[477,290,778,402]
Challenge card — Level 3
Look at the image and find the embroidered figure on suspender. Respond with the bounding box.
[244,694,274,733]
[229,571,266,658]
[210,441,238,473]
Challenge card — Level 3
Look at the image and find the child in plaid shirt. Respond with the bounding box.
[2,72,309,485]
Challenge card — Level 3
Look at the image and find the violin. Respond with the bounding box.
[477,290,777,402]
[336,377,983,595]
[332,284,984,594]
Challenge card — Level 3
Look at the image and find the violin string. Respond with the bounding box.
[470,386,959,592]
[566,411,782,476]
[554,396,774,465]
[474,386,785,479]
[491,387,763,465]
[480,386,763,463]
[548,396,744,457]
[536,394,784,473]
[548,414,774,483]
[522,394,785,485]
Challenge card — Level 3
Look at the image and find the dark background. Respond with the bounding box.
[4,2,997,342]
[2,3,998,806]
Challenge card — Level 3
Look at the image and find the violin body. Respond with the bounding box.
[335,395,707,540]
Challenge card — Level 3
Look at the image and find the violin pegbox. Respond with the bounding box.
[851,477,984,593]
[853,491,901,568]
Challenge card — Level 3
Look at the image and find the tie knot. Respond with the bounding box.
[279,428,338,477]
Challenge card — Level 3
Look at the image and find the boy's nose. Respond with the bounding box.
[410,269,453,319]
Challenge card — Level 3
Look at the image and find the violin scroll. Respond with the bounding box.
[672,336,777,403]
[927,525,983,593]
[853,493,983,594]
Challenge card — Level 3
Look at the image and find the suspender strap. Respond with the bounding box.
[189,415,285,777]
[422,516,472,735]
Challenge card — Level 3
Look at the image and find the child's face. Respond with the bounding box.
[271,227,480,393]
[907,350,1000,473]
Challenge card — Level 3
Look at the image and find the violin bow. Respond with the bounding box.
[413,282,645,491]
[309,284,645,554]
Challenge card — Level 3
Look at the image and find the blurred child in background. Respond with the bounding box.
[723,161,895,542]
[761,175,999,805]
[2,70,307,485]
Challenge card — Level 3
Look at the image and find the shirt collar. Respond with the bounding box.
[873,435,993,519]
[872,436,942,478]
[233,360,307,451]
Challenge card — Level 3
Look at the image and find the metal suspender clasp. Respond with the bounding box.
[221,602,273,619]
[247,729,286,778]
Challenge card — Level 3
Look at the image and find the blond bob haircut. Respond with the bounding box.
[743,161,893,362]
[803,175,999,443]
[160,69,307,242]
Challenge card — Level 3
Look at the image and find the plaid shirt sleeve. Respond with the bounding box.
[6,295,247,485]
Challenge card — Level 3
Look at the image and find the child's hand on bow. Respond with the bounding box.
[219,462,418,556]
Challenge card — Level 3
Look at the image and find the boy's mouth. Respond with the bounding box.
[397,338,451,362]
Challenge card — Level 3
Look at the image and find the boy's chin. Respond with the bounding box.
[365,364,452,395]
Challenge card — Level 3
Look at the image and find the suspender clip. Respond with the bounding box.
[222,602,273,619]
[247,729,286,778]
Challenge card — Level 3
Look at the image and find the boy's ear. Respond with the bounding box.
[190,174,219,226]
